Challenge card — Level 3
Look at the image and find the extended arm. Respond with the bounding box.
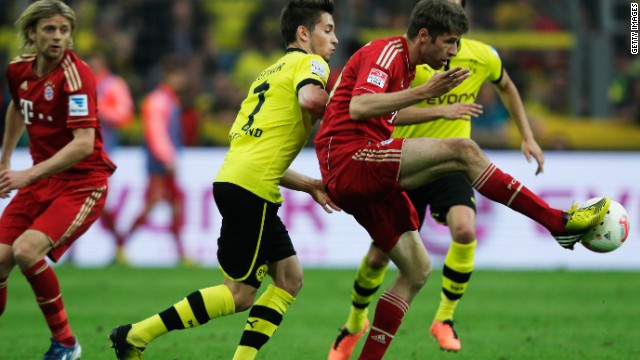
[349,67,470,120]
[395,102,483,126]
[493,69,544,175]
[280,169,340,214]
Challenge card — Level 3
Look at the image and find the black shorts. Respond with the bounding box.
[213,182,296,288]
[405,172,476,229]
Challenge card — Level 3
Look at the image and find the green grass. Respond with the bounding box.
[1,266,639,359]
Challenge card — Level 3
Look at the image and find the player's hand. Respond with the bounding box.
[418,66,470,99]
[0,169,32,198]
[308,179,341,214]
[442,103,483,120]
[521,138,544,175]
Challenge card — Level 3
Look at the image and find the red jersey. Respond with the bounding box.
[315,36,415,144]
[6,50,116,179]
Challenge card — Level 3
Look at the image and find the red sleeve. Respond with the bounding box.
[6,64,19,106]
[64,57,99,129]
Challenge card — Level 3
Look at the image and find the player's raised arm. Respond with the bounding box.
[493,69,544,175]
[349,67,469,120]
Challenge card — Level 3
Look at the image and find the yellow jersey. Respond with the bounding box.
[215,49,330,203]
[393,38,503,139]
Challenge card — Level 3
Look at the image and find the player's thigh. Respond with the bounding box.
[348,192,419,253]
[32,178,108,261]
[214,182,295,289]
[0,185,44,248]
[399,137,480,190]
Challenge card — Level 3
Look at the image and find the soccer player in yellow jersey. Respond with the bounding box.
[109,1,339,359]
[328,0,545,357]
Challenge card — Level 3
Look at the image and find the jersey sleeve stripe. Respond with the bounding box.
[295,78,324,93]
[381,48,402,70]
[67,118,97,123]
[376,41,403,70]
[491,64,505,84]
[62,56,82,91]
[10,54,36,64]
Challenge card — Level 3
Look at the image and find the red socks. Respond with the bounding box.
[22,259,75,346]
[472,163,565,234]
[359,291,408,359]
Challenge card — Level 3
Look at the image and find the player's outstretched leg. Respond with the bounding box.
[468,163,610,249]
[109,285,235,359]
[329,253,388,360]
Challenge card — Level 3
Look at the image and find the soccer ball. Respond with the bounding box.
[579,198,630,253]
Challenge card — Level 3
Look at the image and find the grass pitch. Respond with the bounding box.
[1,266,639,359]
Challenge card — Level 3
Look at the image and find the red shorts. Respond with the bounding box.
[0,177,108,262]
[316,137,419,252]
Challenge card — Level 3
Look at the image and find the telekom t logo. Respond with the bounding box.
[19,99,52,124]
[20,99,34,124]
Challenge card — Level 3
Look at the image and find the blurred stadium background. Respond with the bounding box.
[0,0,637,269]
[1,0,639,149]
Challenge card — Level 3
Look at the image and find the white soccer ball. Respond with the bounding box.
[579,198,630,253]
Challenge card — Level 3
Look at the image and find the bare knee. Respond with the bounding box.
[450,223,476,244]
[12,241,43,269]
[269,256,303,297]
[273,271,303,298]
[449,138,484,163]
[400,258,431,295]
[412,262,431,291]
[367,245,390,268]
[224,282,257,312]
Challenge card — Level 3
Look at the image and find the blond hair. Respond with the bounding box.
[15,0,77,49]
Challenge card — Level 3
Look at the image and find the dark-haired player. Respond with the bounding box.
[109,1,339,359]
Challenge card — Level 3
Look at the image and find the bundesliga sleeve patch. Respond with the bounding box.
[69,94,89,116]
[367,68,388,88]
[310,59,327,78]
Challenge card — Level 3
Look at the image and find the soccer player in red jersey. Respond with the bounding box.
[314,0,609,358]
[0,1,115,359]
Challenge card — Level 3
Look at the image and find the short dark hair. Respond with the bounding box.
[280,0,334,46]
[406,0,468,40]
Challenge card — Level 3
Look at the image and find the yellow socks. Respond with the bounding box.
[233,284,295,360]
[346,255,388,334]
[128,285,235,347]
[434,240,476,322]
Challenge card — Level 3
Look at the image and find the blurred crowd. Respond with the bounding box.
[0,0,637,149]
